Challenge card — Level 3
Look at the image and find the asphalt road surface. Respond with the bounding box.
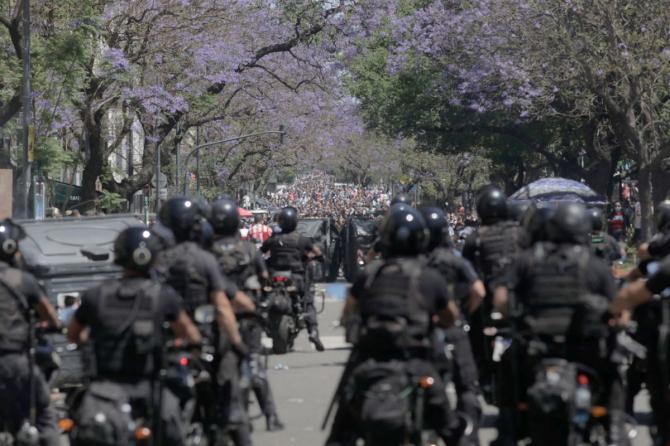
[251,283,654,446]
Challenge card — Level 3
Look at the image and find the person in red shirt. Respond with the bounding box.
[249,214,273,246]
[608,201,627,242]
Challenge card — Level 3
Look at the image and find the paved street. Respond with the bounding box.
[251,284,654,446]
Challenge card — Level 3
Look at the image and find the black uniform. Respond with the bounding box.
[73,277,185,444]
[500,242,625,444]
[156,241,237,317]
[634,254,670,443]
[426,247,482,445]
[261,232,318,331]
[0,263,59,446]
[326,259,462,446]
[211,236,280,423]
[156,241,250,445]
[462,220,522,397]
[462,220,522,292]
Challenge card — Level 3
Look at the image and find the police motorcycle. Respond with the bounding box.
[486,322,641,446]
[264,270,304,354]
[176,304,248,446]
[58,304,218,446]
[0,307,50,446]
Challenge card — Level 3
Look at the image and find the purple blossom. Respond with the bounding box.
[104,47,130,71]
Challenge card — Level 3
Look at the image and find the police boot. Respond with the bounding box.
[229,424,253,446]
[490,407,518,446]
[266,413,285,432]
[308,328,325,352]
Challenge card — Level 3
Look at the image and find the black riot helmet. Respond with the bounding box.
[656,201,670,232]
[520,204,553,245]
[507,200,530,223]
[391,193,412,206]
[0,219,25,262]
[158,197,205,242]
[546,202,591,245]
[113,227,163,273]
[277,206,298,233]
[420,206,448,252]
[588,207,605,232]
[381,206,428,257]
[476,186,508,225]
[210,199,240,237]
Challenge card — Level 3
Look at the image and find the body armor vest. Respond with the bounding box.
[475,221,520,283]
[211,238,256,288]
[427,248,469,304]
[268,232,303,273]
[523,244,608,339]
[359,259,431,353]
[92,279,160,378]
[159,242,209,316]
[0,267,29,352]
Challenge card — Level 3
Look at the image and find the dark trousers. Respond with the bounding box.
[293,274,318,332]
[444,326,482,445]
[217,350,252,446]
[325,357,462,446]
[239,319,279,418]
[0,353,59,446]
[643,337,670,444]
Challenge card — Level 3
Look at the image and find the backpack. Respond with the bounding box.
[0,267,30,352]
[526,360,577,446]
[358,259,430,353]
[524,244,609,340]
[346,359,411,441]
[69,381,134,446]
[157,243,209,314]
[211,239,254,283]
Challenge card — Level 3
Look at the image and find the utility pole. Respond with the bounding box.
[17,0,32,218]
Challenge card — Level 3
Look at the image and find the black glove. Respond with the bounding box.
[232,341,250,358]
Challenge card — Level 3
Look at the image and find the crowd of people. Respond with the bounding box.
[264,173,390,226]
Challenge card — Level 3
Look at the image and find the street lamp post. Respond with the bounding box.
[180,129,286,195]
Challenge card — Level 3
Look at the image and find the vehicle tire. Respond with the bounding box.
[272,315,293,355]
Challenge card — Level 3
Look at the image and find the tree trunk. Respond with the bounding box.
[638,162,654,241]
[653,161,670,204]
[80,111,104,212]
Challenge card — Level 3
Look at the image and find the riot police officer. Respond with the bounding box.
[0,219,60,446]
[462,186,522,399]
[155,197,254,445]
[588,207,622,266]
[495,202,626,445]
[326,205,463,446]
[67,227,201,445]
[422,206,484,446]
[209,199,284,432]
[612,200,670,445]
[261,206,324,351]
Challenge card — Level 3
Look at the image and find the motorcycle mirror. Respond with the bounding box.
[194,305,215,325]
